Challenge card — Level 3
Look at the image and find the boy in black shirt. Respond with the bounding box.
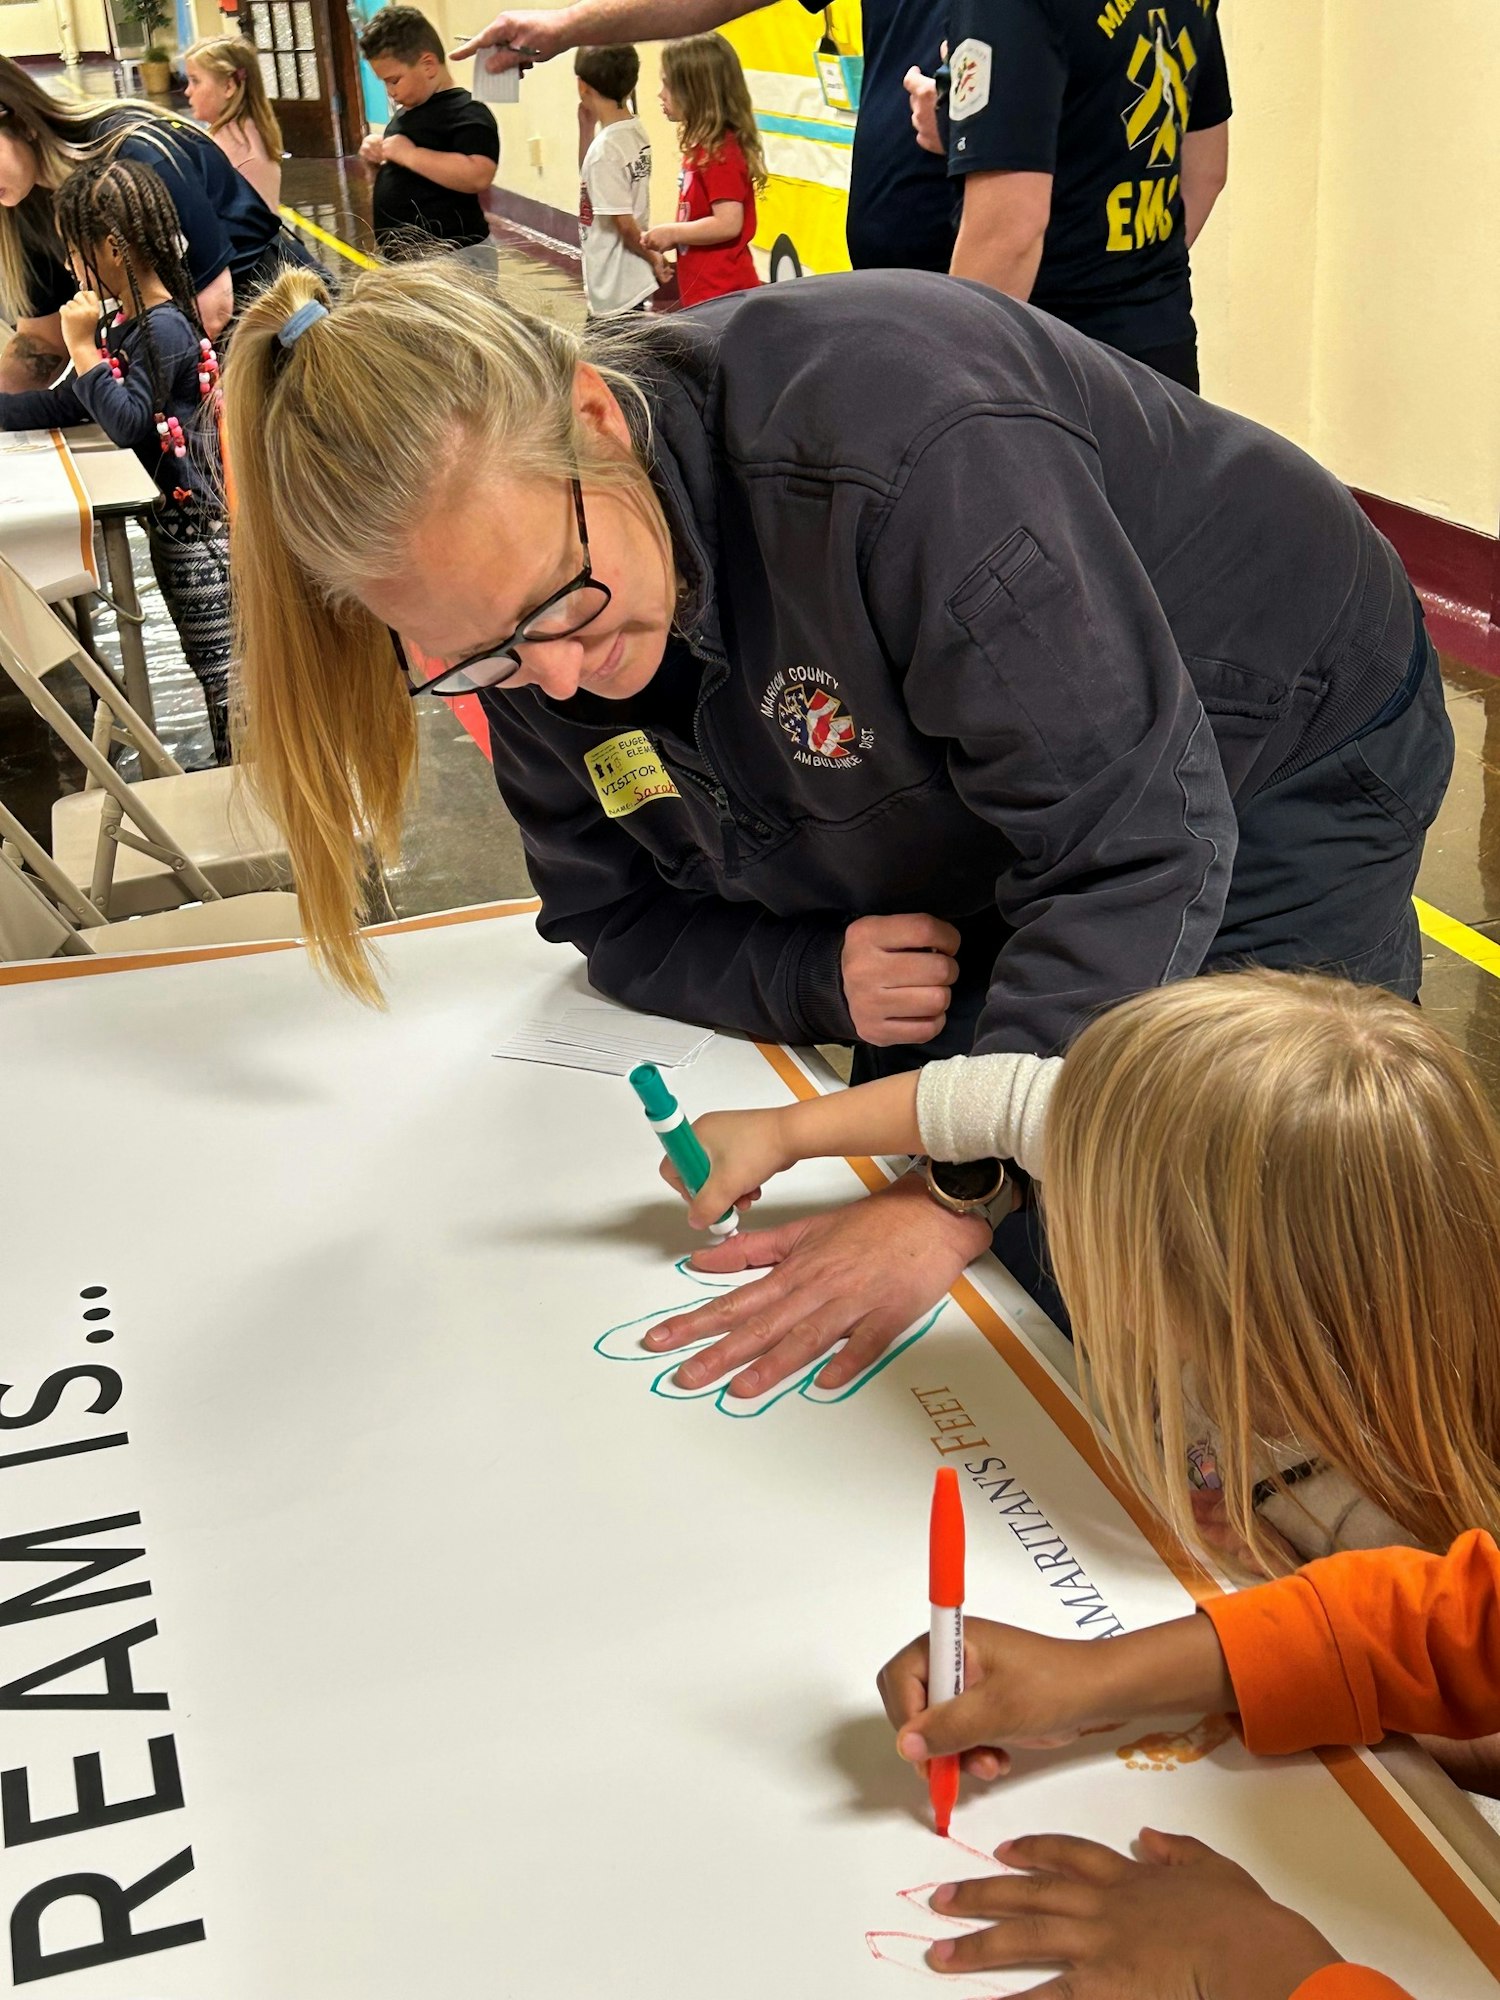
[359,6,501,260]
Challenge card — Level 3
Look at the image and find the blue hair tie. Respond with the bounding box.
[277,299,329,349]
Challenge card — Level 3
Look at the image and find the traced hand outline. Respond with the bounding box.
[593,1257,947,1418]
[866,1839,1035,1995]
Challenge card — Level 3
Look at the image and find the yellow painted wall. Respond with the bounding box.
[1195,0,1500,533]
[449,0,681,226]
[0,0,111,60]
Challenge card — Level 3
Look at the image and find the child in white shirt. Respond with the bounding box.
[574,46,665,319]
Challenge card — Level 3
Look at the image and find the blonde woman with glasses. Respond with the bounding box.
[220,256,1450,1416]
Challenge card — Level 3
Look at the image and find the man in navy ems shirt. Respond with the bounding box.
[456,0,958,274]
[910,0,1230,386]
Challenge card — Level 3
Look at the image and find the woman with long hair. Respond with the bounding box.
[1,158,237,761]
[0,55,311,389]
[218,256,1450,1403]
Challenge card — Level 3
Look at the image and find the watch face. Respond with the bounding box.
[930,1157,1004,1202]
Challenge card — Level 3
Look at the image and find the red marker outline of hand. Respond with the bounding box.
[865,1842,1035,1996]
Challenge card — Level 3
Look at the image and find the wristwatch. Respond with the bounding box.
[913,1155,1013,1230]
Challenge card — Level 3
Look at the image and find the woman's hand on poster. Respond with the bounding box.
[841,912,960,1045]
[641,1171,988,1397]
[918,1831,1340,1995]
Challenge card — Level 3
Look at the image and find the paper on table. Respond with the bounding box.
[494,994,714,1073]
[0,428,97,600]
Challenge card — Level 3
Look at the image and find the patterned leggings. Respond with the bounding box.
[145,504,233,765]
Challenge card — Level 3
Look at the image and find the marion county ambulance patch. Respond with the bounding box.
[760,665,874,770]
[948,38,992,120]
[584,731,681,819]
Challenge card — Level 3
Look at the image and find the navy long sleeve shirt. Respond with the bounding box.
[0,304,220,509]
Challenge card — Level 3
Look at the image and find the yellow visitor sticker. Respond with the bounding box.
[585,731,682,820]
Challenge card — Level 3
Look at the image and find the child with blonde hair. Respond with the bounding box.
[184,35,284,212]
[643,33,765,306]
[684,967,1500,1997]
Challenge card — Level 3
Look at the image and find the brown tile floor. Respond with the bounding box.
[6,150,1500,1107]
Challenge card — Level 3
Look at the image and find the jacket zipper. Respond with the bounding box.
[661,633,744,872]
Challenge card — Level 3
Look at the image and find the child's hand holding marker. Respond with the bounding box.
[656,1069,930,1229]
[879,1614,1232,1779]
[878,1616,1342,1993]
[661,1108,794,1228]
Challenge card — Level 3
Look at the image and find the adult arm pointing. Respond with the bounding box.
[453,0,764,71]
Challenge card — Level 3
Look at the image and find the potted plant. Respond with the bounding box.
[119,0,174,93]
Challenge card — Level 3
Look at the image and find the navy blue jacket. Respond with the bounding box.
[484,272,1414,1057]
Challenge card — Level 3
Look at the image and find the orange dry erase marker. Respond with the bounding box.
[927,1466,965,1837]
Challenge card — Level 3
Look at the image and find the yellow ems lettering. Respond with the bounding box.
[1105,174,1179,250]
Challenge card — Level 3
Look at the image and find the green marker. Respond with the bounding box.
[628,1063,739,1239]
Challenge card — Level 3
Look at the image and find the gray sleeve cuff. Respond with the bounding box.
[916,1053,1063,1177]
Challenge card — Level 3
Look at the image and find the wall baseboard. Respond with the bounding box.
[481,184,681,311]
[1353,490,1498,678]
[482,187,582,271]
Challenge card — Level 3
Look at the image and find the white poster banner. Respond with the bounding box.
[0,912,1496,1996]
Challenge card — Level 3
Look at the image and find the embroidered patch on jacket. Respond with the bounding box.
[948,38,993,120]
[585,731,682,819]
[760,666,874,771]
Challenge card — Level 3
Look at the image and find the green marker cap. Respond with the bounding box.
[628,1063,675,1121]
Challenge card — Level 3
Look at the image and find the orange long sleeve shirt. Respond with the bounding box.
[1204,1530,1500,2000]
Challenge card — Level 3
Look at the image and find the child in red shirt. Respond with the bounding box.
[642,33,764,307]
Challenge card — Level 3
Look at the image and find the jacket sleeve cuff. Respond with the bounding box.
[1292,1969,1415,2000]
[1204,1575,1371,1755]
[788,923,855,1043]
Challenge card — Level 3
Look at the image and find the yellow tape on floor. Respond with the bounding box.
[1416,896,1500,979]
[279,205,381,269]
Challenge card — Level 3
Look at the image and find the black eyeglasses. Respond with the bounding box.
[392,479,612,699]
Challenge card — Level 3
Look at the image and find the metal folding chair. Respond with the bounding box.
[0,551,291,920]
[0,814,304,963]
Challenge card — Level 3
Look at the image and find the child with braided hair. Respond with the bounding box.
[0,156,233,762]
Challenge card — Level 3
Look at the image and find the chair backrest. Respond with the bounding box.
[0,846,76,962]
[0,551,181,775]
[0,552,221,914]
[0,556,79,680]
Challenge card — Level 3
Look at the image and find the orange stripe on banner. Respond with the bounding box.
[751,1037,1500,1977]
[49,429,96,585]
[0,896,541,986]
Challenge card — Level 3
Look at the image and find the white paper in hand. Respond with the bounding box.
[471,57,523,102]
